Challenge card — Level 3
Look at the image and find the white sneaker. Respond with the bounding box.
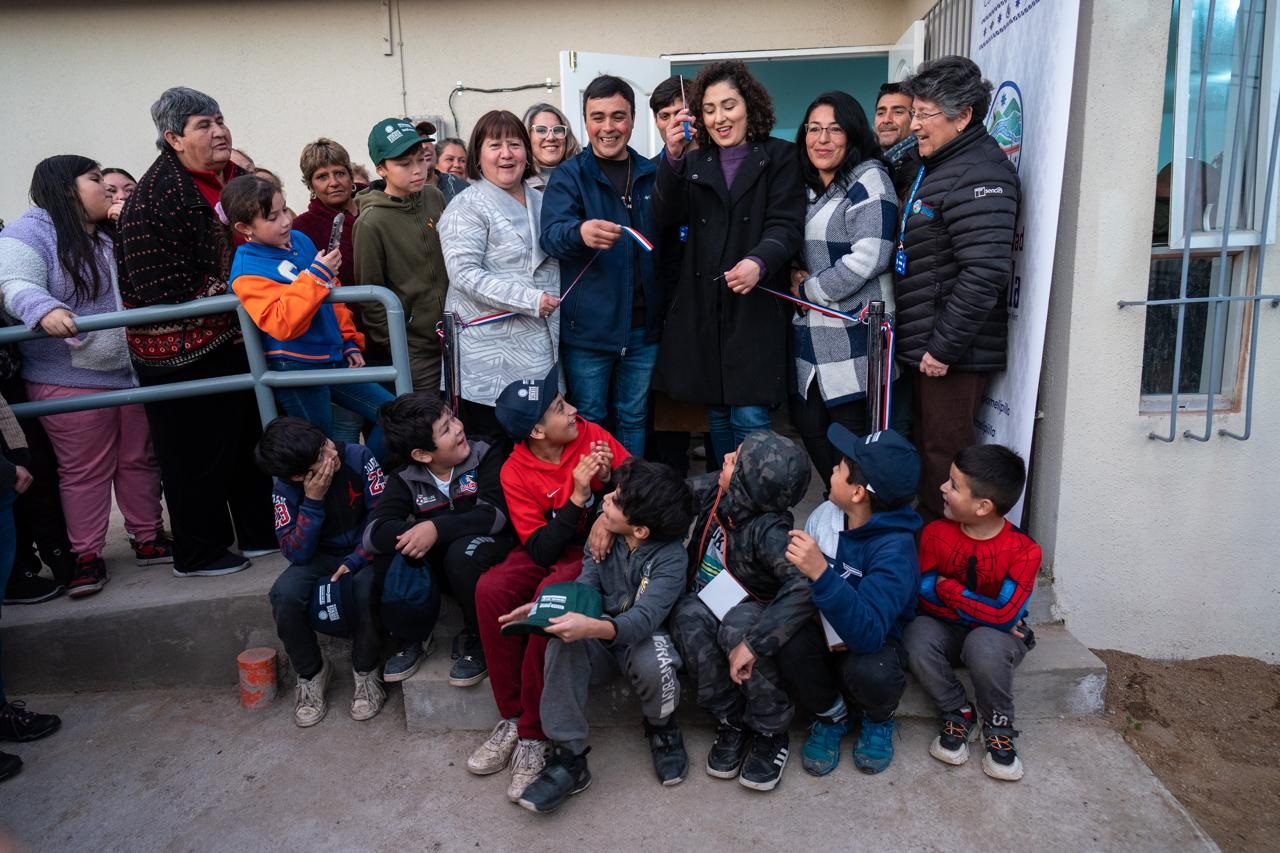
[467,718,519,776]
[350,669,387,721]
[507,738,550,802]
[293,658,331,728]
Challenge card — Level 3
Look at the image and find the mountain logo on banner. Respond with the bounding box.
[985,80,1024,171]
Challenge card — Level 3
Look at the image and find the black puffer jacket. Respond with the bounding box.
[684,431,813,657]
[893,124,1019,372]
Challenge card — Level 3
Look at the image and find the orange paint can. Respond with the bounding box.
[237,647,278,709]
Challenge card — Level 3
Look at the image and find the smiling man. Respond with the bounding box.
[876,82,922,197]
[539,75,664,459]
[116,86,277,578]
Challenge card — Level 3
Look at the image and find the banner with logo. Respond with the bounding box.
[971,0,1080,523]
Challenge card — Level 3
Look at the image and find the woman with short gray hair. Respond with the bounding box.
[892,56,1020,521]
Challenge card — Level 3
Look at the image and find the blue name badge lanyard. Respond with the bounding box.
[895,166,926,277]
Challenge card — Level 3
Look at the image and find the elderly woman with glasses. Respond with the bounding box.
[522,103,581,190]
[893,55,1019,521]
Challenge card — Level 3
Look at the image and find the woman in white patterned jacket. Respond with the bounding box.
[439,110,561,444]
[788,90,904,493]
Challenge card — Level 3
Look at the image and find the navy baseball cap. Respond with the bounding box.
[310,573,358,637]
[826,425,920,504]
[495,362,560,438]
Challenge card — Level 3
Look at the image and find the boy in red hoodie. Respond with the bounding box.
[467,363,628,804]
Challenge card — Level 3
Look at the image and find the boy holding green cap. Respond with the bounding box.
[353,117,449,392]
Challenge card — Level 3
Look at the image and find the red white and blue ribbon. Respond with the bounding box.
[757,286,865,324]
[621,225,654,252]
[456,249,604,330]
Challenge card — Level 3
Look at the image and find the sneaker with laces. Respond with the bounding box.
[0,700,62,742]
[928,705,976,766]
[293,658,331,728]
[449,631,488,687]
[173,550,250,578]
[981,723,1024,781]
[350,669,387,721]
[467,718,520,775]
[383,641,424,682]
[518,745,591,814]
[706,721,751,779]
[67,554,108,599]
[4,568,64,605]
[644,718,688,786]
[801,717,849,776]
[739,730,790,791]
[507,738,550,802]
[132,535,175,566]
[853,715,896,774]
[0,751,20,782]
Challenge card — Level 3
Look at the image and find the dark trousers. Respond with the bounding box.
[902,614,1029,727]
[140,344,275,571]
[790,376,913,494]
[269,554,381,679]
[910,370,988,523]
[426,532,517,637]
[776,620,907,723]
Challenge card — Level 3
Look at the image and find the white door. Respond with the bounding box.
[558,51,672,158]
[888,20,926,82]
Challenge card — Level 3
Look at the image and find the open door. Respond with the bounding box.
[559,51,672,158]
[888,20,926,81]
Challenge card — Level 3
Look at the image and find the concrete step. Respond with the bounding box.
[401,622,1106,733]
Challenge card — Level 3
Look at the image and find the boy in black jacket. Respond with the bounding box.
[363,393,514,687]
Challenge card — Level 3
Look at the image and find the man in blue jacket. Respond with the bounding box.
[779,426,922,776]
[539,75,664,458]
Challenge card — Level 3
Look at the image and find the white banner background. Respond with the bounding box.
[971,0,1081,524]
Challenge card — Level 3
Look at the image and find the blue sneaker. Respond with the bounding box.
[801,718,849,776]
[383,641,424,682]
[853,715,895,774]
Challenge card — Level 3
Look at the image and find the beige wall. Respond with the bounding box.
[0,0,926,220]
[1030,0,1280,661]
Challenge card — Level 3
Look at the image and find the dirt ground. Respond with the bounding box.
[1096,650,1280,853]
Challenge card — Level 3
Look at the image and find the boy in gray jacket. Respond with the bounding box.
[517,459,694,814]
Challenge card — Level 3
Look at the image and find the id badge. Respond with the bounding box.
[894,248,908,277]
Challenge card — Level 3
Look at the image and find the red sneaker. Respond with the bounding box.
[68,554,108,599]
[132,535,175,566]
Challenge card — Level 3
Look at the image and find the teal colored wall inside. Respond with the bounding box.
[673,56,890,141]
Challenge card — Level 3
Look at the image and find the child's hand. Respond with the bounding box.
[586,513,615,563]
[13,465,33,494]
[317,246,342,276]
[346,351,365,368]
[39,308,78,338]
[785,530,828,581]
[546,613,612,643]
[395,520,438,559]
[330,564,351,583]
[728,641,756,684]
[570,453,599,506]
[592,441,614,482]
[498,602,535,625]
[302,454,338,500]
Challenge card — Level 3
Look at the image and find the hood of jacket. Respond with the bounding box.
[356,185,425,214]
[721,431,810,526]
[845,504,923,540]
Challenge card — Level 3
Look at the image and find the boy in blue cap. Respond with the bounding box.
[779,426,922,775]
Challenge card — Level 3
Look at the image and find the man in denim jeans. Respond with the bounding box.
[540,75,664,458]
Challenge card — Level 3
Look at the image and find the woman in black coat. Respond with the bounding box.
[652,60,805,466]
[894,56,1020,521]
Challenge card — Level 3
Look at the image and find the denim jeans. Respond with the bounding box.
[561,329,658,457]
[0,489,16,702]
[707,404,772,469]
[268,359,394,463]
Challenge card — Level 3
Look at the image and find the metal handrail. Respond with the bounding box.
[0,286,413,425]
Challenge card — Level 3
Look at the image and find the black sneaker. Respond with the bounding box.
[0,751,21,782]
[4,568,64,605]
[705,721,751,779]
[738,730,790,792]
[383,641,424,683]
[67,554,108,599]
[449,631,488,687]
[517,745,591,814]
[0,701,62,743]
[644,718,688,786]
[928,704,976,766]
[981,723,1024,782]
[173,550,250,578]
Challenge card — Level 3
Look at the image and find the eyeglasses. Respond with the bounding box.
[804,124,847,138]
[531,125,567,138]
[909,109,945,122]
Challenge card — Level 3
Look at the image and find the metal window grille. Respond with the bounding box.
[925,0,975,60]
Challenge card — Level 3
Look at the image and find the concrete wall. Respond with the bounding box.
[0,0,930,220]
[1030,0,1280,661]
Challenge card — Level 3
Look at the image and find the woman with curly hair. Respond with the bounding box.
[652,60,805,466]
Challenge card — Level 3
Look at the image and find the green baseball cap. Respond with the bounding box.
[500,582,603,638]
[368,117,430,164]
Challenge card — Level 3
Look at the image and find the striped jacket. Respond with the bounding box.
[792,159,898,406]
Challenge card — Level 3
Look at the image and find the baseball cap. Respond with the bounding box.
[310,573,358,637]
[500,582,603,638]
[368,118,431,164]
[826,425,920,504]
[495,362,560,438]
[414,120,437,140]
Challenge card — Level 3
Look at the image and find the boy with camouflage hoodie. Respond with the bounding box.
[668,430,813,792]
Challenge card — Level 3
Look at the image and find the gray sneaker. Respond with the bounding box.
[293,658,331,728]
[467,718,519,775]
[507,738,551,802]
[350,670,387,721]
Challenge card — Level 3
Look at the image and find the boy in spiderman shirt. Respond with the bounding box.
[903,444,1040,782]
[467,363,629,804]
